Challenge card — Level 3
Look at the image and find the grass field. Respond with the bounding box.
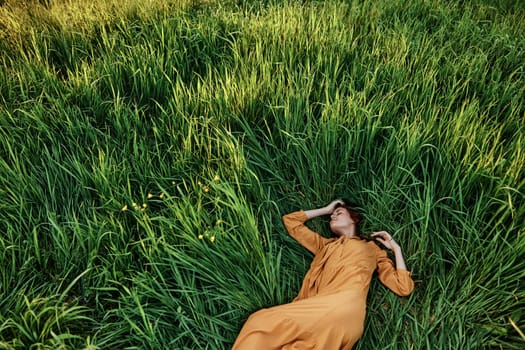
[0,0,524,348]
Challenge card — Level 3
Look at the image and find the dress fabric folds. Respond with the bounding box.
[232,210,414,350]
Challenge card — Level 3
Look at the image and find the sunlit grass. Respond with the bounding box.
[0,0,524,348]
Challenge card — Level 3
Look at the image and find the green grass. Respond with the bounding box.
[0,0,524,348]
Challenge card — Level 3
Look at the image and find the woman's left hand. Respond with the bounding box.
[372,231,399,251]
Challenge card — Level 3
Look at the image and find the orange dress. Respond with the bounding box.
[232,211,415,350]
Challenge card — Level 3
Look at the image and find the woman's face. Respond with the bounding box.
[329,207,355,234]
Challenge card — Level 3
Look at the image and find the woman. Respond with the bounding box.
[232,199,414,349]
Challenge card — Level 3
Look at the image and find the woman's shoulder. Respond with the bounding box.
[363,237,381,249]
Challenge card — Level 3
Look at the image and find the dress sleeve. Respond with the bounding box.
[375,245,415,296]
[282,210,329,255]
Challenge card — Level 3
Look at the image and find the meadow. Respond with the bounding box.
[0,0,524,348]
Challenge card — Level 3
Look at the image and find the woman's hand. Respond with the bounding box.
[304,199,345,219]
[372,231,399,251]
[372,231,408,271]
[323,199,345,215]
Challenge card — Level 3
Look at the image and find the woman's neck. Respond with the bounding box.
[338,225,357,238]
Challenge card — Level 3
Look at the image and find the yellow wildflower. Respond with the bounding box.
[121,205,128,211]
[213,175,220,182]
[198,234,204,240]
[159,193,165,199]
[147,193,154,199]
[142,203,147,209]
[203,186,209,193]
[210,236,216,243]
[216,219,222,225]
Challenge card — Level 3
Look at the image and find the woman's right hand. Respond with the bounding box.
[324,199,345,214]
[304,199,346,220]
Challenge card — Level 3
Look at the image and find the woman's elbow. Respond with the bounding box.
[396,282,415,296]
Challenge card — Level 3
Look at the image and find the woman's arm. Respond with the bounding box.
[282,199,344,254]
[304,199,345,219]
[372,231,414,296]
[371,231,408,270]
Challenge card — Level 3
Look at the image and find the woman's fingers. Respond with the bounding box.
[372,231,399,250]
[375,238,386,245]
[331,199,344,206]
[372,231,394,243]
[325,199,345,213]
[372,231,391,239]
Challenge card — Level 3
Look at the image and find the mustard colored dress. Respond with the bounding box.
[232,211,415,350]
